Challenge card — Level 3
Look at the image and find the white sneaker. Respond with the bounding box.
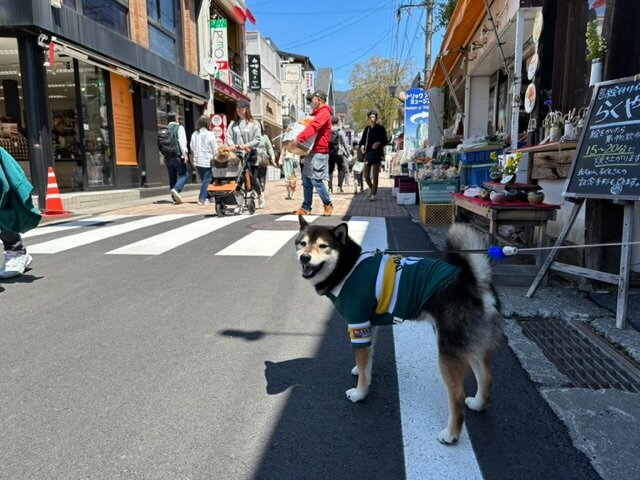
[258,194,266,209]
[369,194,376,202]
[170,189,183,204]
[0,252,33,278]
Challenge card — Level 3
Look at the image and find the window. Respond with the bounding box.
[81,0,129,37]
[147,0,182,64]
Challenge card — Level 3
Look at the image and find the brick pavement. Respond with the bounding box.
[102,173,413,219]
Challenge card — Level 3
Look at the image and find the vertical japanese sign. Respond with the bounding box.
[109,72,137,166]
[248,55,261,91]
[403,88,430,160]
[304,71,314,93]
[211,18,229,84]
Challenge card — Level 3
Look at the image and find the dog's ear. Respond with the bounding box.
[332,223,349,244]
[298,215,309,231]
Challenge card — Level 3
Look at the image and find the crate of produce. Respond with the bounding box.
[418,179,459,204]
[459,163,493,187]
[419,202,453,225]
[458,147,503,165]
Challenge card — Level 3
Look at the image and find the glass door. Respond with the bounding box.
[77,61,114,187]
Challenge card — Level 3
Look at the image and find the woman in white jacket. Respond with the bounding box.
[190,115,219,205]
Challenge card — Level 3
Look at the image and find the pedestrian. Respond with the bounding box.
[358,110,388,201]
[289,90,333,216]
[351,141,365,194]
[226,99,265,208]
[278,149,301,200]
[255,125,276,192]
[327,116,351,193]
[0,148,41,278]
[189,114,218,206]
[164,111,189,204]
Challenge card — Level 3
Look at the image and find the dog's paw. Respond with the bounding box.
[351,365,359,376]
[345,388,367,403]
[465,396,486,412]
[437,429,459,445]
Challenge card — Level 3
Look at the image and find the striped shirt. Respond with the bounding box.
[326,252,460,348]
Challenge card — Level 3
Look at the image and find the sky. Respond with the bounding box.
[245,0,444,91]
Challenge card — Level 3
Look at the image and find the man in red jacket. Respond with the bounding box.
[290,90,334,216]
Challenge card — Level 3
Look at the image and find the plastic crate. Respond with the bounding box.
[459,163,493,187]
[418,179,459,204]
[459,148,503,165]
[397,191,417,205]
[419,203,453,225]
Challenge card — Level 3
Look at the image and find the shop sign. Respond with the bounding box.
[403,88,429,158]
[283,63,301,83]
[305,71,314,92]
[211,113,227,144]
[248,55,261,91]
[230,70,244,92]
[211,18,230,84]
[109,72,137,166]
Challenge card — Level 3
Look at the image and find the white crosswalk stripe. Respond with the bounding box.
[28,214,189,254]
[106,215,246,255]
[22,215,127,238]
[215,229,299,257]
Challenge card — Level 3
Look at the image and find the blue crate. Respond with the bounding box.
[418,179,459,203]
[459,148,503,165]
[460,163,493,187]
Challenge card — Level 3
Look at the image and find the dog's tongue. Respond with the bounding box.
[302,264,315,276]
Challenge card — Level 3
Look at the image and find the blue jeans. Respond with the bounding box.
[301,175,332,211]
[166,157,189,192]
[196,166,212,202]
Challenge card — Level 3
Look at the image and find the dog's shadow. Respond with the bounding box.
[264,358,321,395]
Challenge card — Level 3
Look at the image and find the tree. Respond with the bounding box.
[435,0,458,32]
[348,55,413,133]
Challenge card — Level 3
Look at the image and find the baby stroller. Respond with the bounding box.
[207,149,256,216]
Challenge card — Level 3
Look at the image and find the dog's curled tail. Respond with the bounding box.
[445,223,492,287]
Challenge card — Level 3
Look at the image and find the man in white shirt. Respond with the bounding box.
[166,111,189,204]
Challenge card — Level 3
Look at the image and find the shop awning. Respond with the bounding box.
[213,78,250,103]
[427,0,492,89]
[219,0,256,25]
[235,0,256,24]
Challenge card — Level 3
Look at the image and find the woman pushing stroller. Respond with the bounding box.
[226,99,265,209]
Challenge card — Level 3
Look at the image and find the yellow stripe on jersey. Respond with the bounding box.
[375,255,401,314]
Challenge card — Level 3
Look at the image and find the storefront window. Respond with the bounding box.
[77,62,114,187]
[0,37,29,173]
[82,0,129,37]
[155,89,184,126]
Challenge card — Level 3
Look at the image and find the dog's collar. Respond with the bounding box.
[328,251,377,298]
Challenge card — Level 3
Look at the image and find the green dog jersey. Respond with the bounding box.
[325,252,460,348]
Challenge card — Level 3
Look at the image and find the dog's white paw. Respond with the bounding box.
[437,428,459,445]
[465,396,486,412]
[345,388,367,403]
[351,366,359,376]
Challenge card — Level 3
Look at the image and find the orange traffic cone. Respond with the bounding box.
[43,166,72,216]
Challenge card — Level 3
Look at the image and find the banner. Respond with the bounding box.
[211,18,229,84]
[404,88,429,160]
[109,72,137,166]
[248,54,261,91]
[304,71,314,92]
[211,113,227,145]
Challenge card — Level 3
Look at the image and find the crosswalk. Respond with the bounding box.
[25,214,378,259]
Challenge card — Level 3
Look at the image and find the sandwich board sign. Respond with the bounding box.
[528,76,640,329]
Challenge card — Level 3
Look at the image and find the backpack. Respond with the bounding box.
[329,130,341,155]
[157,123,181,158]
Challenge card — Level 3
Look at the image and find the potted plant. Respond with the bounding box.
[586,19,607,86]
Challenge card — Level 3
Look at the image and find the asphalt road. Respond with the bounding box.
[0,212,600,479]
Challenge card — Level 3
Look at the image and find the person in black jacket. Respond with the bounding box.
[358,111,388,201]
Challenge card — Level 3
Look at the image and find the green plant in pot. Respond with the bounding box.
[586,19,607,86]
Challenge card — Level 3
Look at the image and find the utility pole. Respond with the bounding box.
[397,1,434,88]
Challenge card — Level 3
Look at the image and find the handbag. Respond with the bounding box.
[258,153,270,167]
[352,160,364,174]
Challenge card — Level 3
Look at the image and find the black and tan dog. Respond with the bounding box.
[294,216,503,444]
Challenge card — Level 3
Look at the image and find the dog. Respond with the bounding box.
[286,175,298,200]
[294,216,503,445]
[213,144,238,167]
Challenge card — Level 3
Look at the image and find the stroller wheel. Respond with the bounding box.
[246,197,256,215]
[215,201,225,217]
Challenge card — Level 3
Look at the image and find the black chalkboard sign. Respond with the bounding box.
[565,76,640,200]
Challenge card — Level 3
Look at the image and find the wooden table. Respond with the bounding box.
[451,193,560,284]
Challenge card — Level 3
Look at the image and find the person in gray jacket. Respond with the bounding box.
[226,99,264,208]
[328,117,351,193]
[255,125,276,192]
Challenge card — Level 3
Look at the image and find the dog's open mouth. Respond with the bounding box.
[301,262,324,278]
